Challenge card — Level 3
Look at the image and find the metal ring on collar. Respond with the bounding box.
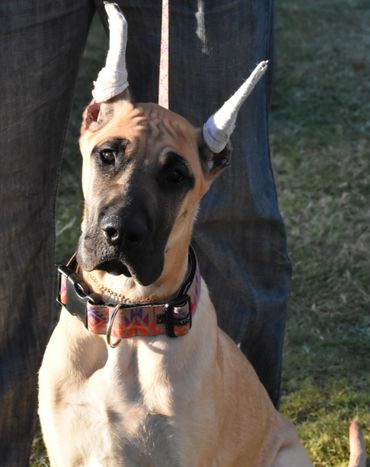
[106,304,122,348]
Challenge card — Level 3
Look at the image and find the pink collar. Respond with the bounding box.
[58,248,201,347]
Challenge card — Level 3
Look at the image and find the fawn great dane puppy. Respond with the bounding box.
[38,4,313,466]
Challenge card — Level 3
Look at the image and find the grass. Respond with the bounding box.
[272,0,370,465]
[31,1,369,465]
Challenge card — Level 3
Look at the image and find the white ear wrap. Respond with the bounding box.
[92,2,129,103]
[202,60,268,154]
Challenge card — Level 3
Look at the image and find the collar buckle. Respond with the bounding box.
[165,295,192,338]
[57,264,101,327]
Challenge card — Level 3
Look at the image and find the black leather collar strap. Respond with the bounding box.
[57,247,201,343]
[57,253,101,326]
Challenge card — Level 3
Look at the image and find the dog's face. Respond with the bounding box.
[77,98,230,286]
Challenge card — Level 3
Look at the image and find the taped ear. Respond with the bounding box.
[92,3,129,103]
[197,129,232,179]
[197,61,267,178]
[81,3,131,135]
[202,61,268,154]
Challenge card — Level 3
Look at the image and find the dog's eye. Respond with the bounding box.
[165,168,185,184]
[157,152,194,189]
[100,149,116,165]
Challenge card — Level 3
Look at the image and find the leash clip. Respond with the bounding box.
[165,295,192,338]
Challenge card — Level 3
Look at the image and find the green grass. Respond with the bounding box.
[272,0,370,465]
[32,1,369,465]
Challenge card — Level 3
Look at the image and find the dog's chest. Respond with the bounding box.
[47,336,184,466]
[61,394,178,466]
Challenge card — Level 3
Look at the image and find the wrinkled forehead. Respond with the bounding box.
[80,102,199,162]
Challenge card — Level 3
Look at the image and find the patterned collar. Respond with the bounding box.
[57,247,201,347]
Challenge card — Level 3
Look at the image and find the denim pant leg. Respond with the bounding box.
[123,0,290,408]
[171,0,291,408]
[0,2,91,464]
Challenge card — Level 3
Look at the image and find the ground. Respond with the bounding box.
[31,1,370,465]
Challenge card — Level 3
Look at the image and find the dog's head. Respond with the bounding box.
[77,94,230,286]
[77,3,266,287]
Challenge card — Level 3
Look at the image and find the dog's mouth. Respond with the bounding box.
[94,259,132,277]
[84,252,164,286]
[78,232,166,286]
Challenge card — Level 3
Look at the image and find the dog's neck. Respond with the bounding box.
[81,241,190,305]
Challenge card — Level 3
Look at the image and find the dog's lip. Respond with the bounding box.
[94,259,132,277]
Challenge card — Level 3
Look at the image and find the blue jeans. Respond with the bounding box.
[0,0,290,464]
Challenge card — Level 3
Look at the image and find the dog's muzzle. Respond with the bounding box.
[77,206,169,286]
[96,212,151,277]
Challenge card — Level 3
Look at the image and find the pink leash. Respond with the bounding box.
[158,0,169,108]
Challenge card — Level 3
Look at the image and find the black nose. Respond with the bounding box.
[101,215,148,247]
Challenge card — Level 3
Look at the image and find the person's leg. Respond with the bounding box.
[120,0,290,407]
[119,2,161,103]
[169,0,291,408]
[0,1,92,463]
[169,0,290,407]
